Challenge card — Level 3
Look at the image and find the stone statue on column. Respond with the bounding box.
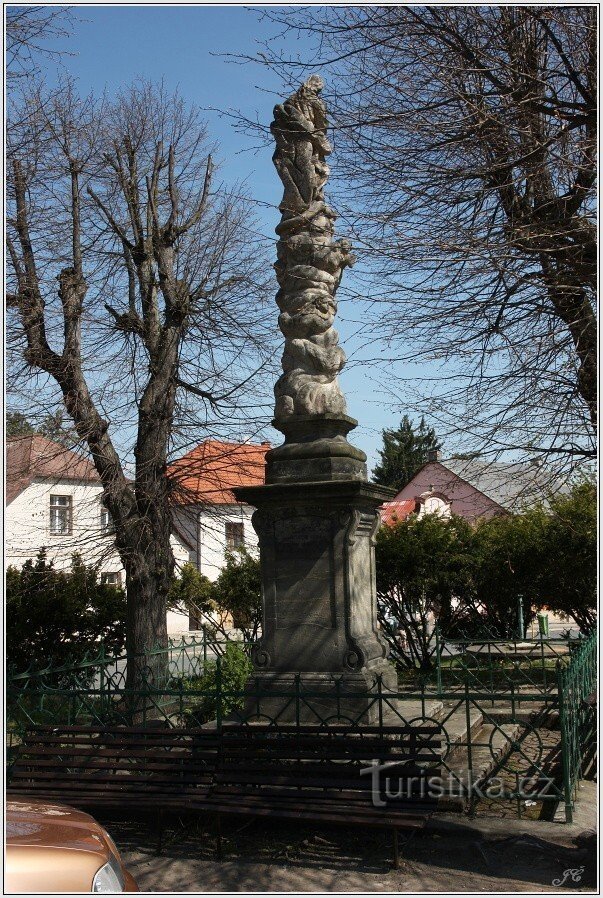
[271,74,353,422]
[234,77,397,722]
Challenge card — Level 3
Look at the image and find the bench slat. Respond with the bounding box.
[9,722,441,841]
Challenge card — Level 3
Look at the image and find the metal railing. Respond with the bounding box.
[7,631,248,690]
[7,630,596,823]
[434,627,580,696]
[556,630,597,823]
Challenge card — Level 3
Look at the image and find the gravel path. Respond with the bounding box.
[98,782,596,893]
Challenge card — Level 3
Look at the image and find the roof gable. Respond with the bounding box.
[389,456,569,520]
[168,440,268,505]
[440,457,568,511]
[6,435,100,505]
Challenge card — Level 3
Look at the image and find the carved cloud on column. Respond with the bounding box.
[271,75,355,421]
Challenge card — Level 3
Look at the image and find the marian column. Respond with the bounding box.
[234,77,396,722]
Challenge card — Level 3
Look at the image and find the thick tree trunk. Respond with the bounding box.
[124,545,171,691]
[118,505,174,717]
[122,353,179,694]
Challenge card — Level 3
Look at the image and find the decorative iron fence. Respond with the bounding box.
[556,630,597,823]
[434,628,581,695]
[7,631,596,823]
[7,631,246,690]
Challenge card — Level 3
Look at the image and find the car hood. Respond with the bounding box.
[6,799,109,854]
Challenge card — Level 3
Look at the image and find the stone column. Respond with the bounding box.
[234,77,396,723]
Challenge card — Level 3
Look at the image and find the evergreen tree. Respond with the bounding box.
[6,411,34,437]
[372,416,441,492]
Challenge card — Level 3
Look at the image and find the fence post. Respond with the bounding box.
[517,594,525,640]
[435,625,443,698]
[295,674,300,728]
[203,627,208,666]
[464,680,473,773]
[557,663,574,824]
[464,680,477,817]
[216,655,223,731]
[98,642,106,719]
[487,640,494,701]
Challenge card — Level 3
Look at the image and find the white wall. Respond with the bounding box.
[166,607,191,635]
[6,477,123,575]
[198,503,258,582]
[167,535,193,635]
[6,477,192,635]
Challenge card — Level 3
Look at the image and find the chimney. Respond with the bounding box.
[427,449,441,463]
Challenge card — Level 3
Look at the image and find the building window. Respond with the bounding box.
[100,505,112,531]
[49,495,72,535]
[100,572,121,587]
[225,521,245,551]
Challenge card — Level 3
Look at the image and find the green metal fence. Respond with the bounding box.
[7,631,245,691]
[556,630,597,823]
[434,627,580,695]
[6,632,247,739]
[7,630,596,823]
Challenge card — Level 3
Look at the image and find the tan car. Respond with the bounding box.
[5,798,139,893]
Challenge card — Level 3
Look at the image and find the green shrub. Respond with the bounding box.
[376,513,474,669]
[212,548,262,641]
[182,641,253,724]
[6,550,126,673]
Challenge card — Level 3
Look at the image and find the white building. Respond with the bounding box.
[5,435,193,634]
[168,439,268,584]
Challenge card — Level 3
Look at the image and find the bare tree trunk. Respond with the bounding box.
[7,82,271,694]
[123,543,170,689]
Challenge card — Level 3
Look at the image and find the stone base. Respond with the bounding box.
[240,665,397,726]
[266,414,368,484]
[233,477,397,726]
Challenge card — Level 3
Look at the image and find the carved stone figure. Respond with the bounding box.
[231,78,397,723]
[271,75,355,421]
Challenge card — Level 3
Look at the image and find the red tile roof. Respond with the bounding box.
[380,498,418,526]
[6,435,100,505]
[168,440,269,505]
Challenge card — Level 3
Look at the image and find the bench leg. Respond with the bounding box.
[155,809,164,855]
[216,814,223,861]
[392,828,400,870]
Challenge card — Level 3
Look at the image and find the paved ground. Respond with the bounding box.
[100,782,597,893]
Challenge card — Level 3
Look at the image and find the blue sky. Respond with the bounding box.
[17,4,427,471]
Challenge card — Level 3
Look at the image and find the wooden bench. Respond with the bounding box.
[6,723,220,843]
[8,722,441,867]
[204,723,442,867]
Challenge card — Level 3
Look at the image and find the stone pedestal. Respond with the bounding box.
[234,466,397,724]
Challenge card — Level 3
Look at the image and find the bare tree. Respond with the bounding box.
[6,6,75,79]
[244,6,596,468]
[6,79,274,687]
